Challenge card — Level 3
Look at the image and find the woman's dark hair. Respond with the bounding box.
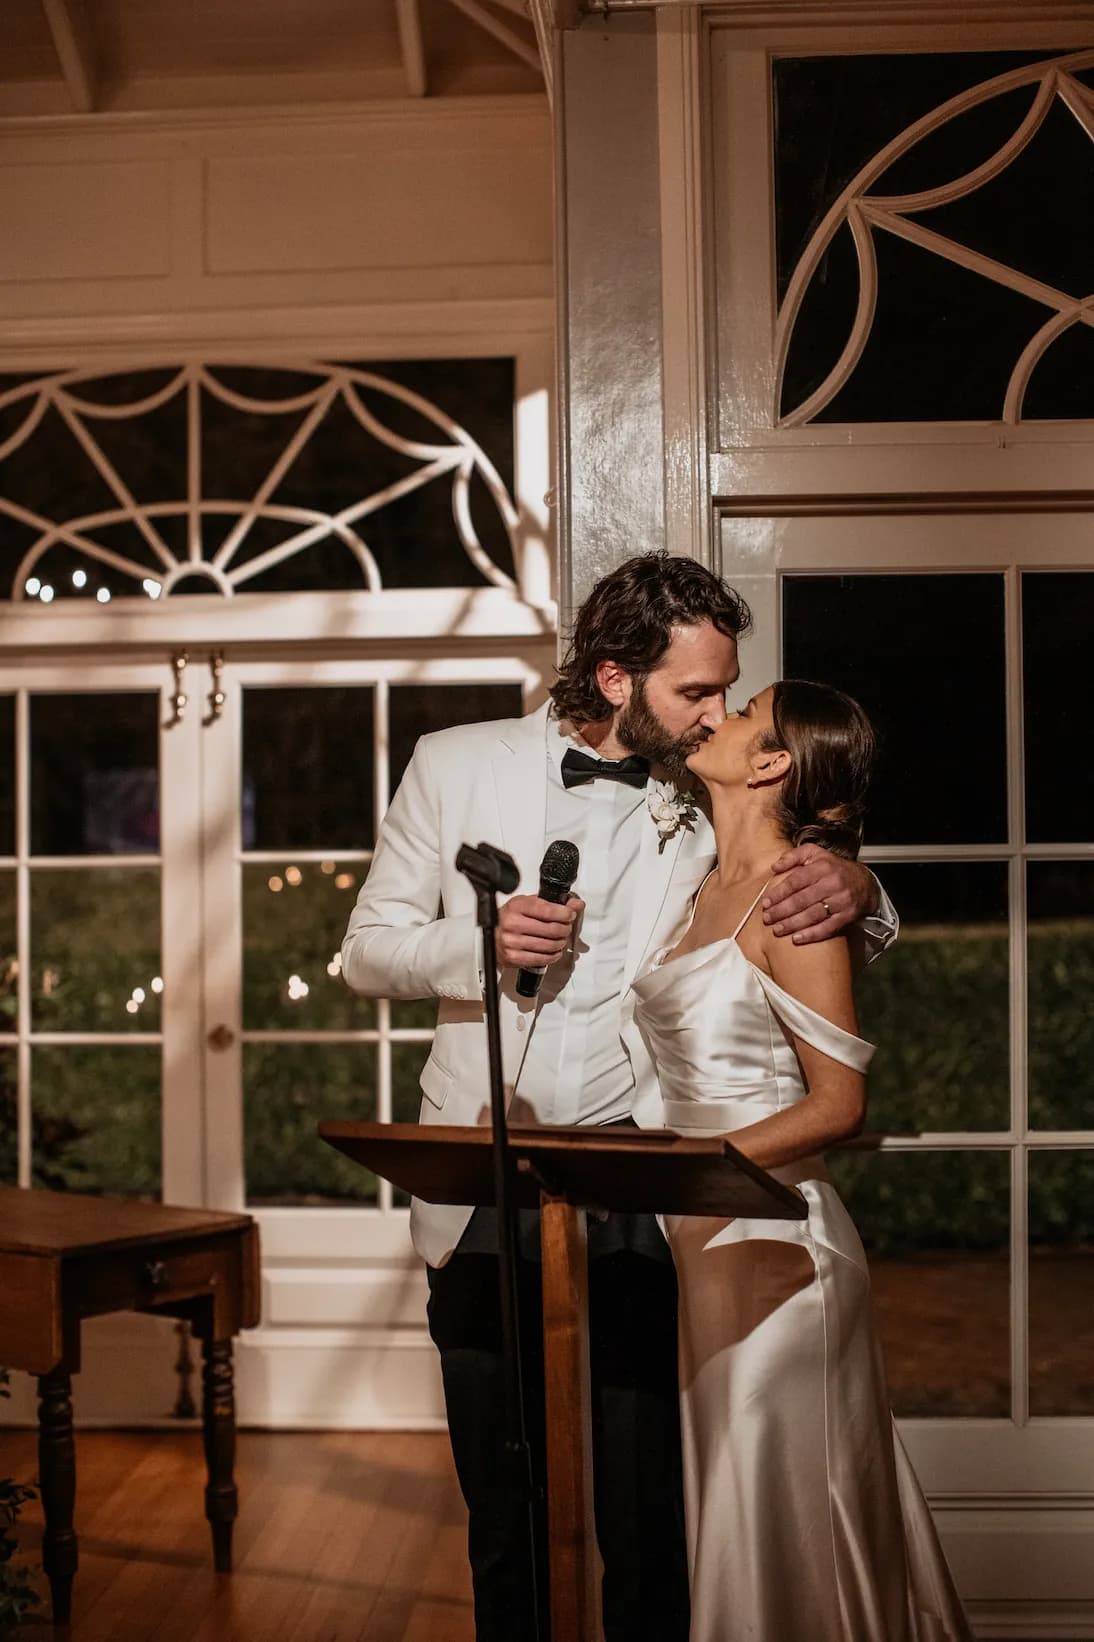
[761,680,876,861]
[549,551,752,724]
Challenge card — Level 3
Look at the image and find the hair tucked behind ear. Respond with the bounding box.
[761,681,875,861]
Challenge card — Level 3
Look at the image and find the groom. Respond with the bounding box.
[341,552,896,1642]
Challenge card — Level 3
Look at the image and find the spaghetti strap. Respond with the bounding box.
[730,879,770,942]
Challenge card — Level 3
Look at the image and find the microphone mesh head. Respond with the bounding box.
[541,838,580,889]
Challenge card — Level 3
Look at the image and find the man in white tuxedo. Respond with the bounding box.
[342,553,895,1642]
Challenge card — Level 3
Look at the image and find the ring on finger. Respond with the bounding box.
[821,899,831,918]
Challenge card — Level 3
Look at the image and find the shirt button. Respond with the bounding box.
[516,1016,527,1033]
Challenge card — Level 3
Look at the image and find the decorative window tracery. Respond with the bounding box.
[0,359,521,602]
[775,50,1094,425]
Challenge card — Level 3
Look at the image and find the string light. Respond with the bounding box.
[72,570,87,589]
[285,865,302,886]
[142,579,162,599]
[268,875,284,893]
[39,585,54,604]
[320,861,336,875]
[326,952,342,978]
[286,974,309,1001]
[25,577,40,596]
[151,977,164,994]
[334,872,354,890]
[96,588,111,604]
[126,999,139,1015]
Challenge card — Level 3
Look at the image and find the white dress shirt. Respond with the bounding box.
[512,716,651,1127]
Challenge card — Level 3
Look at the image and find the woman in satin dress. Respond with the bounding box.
[631,680,971,1642]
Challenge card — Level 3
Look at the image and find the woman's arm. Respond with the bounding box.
[726,932,867,1171]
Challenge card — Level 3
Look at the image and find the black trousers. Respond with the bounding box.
[426,1202,690,1642]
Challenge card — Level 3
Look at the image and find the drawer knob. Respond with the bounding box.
[144,1260,167,1290]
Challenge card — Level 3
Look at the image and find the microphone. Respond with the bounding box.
[516,839,581,999]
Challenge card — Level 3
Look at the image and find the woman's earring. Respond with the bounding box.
[746,776,756,789]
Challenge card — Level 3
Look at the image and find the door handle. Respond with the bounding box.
[207,1024,236,1051]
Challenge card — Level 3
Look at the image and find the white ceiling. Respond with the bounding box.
[0,0,546,118]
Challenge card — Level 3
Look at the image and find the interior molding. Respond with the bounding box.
[716,490,1094,516]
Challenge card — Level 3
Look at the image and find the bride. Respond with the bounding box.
[631,680,971,1642]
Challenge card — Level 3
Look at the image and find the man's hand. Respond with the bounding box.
[496,893,584,971]
[762,845,878,944]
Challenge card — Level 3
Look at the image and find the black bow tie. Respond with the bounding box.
[561,748,650,790]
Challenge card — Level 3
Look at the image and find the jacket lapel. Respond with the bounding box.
[490,702,550,893]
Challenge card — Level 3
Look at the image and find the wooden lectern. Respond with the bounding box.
[319,1119,804,1642]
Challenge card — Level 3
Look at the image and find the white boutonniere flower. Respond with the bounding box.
[647,781,699,854]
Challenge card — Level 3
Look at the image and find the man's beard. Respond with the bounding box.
[616,677,710,781]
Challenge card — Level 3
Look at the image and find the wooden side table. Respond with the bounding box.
[0,1187,260,1625]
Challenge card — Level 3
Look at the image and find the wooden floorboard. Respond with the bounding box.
[3,1430,474,1642]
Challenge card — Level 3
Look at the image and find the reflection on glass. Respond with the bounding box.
[31,693,160,856]
[829,1149,1009,1416]
[243,1043,377,1206]
[0,1050,18,1185]
[1023,573,1094,843]
[389,683,525,798]
[857,863,1009,1134]
[243,861,373,1029]
[1029,1149,1094,1415]
[31,870,161,1033]
[242,687,374,852]
[1028,863,1094,1130]
[782,574,1007,844]
[31,1047,161,1197]
[0,696,13,855]
[392,1039,434,1206]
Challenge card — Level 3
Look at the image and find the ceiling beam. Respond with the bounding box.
[443,0,543,74]
[395,0,428,96]
[39,0,98,114]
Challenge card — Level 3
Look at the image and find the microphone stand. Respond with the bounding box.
[455,842,542,1642]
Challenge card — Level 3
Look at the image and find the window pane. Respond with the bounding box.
[31,693,160,855]
[242,686,374,851]
[242,859,373,1029]
[782,574,1007,844]
[857,864,1009,1134]
[1028,863,1094,1130]
[1023,573,1094,843]
[0,1049,18,1185]
[388,682,525,796]
[1029,1150,1094,1415]
[0,695,13,855]
[31,869,160,1032]
[829,1149,1010,1416]
[243,1042,377,1206]
[31,1046,161,1198]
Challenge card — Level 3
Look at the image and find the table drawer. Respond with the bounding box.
[69,1235,243,1320]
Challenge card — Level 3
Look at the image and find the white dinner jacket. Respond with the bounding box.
[341,701,717,1267]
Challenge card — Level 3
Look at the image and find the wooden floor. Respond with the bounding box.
[4,1430,475,1642]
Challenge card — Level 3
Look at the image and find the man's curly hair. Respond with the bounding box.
[549,552,752,724]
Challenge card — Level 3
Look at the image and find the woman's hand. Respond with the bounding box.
[762,844,878,944]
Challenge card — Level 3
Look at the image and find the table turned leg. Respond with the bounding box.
[37,1369,77,1626]
[201,1337,238,1572]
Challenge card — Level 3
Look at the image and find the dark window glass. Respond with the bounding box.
[1023,572,1094,843]
[243,1043,377,1206]
[829,1148,1010,1416]
[1028,863,1094,1131]
[242,686,374,852]
[1023,322,1094,420]
[30,693,160,855]
[773,53,1091,424]
[773,52,1058,303]
[31,1046,161,1198]
[242,859,374,1030]
[0,358,516,600]
[31,869,160,1032]
[389,682,525,797]
[0,695,13,855]
[1029,1149,1094,1414]
[782,573,1007,844]
[857,863,1009,1134]
[806,230,1048,424]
